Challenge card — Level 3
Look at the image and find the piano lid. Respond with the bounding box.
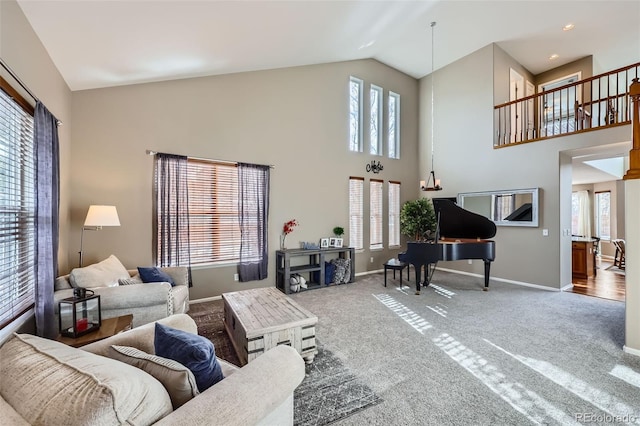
[432,198,497,240]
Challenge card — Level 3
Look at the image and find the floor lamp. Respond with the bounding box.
[79,205,121,267]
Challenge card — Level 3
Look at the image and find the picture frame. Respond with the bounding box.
[320,238,329,248]
[334,238,343,248]
[329,237,337,247]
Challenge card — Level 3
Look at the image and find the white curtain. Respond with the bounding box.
[576,190,591,238]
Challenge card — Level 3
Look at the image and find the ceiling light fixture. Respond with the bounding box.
[422,21,442,192]
[563,23,575,31]
[549,53,560,60]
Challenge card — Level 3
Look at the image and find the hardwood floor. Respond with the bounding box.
[570,258,625,302]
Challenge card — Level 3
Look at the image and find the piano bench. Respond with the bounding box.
[384,259,409,289]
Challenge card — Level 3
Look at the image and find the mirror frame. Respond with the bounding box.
[457,188,540,227]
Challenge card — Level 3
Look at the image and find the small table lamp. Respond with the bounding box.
[79,205,120,267]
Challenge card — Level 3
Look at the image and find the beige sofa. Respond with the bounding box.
[0,314,305,425]
[55,266,190,328]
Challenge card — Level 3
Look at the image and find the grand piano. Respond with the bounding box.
[398,198,496,294]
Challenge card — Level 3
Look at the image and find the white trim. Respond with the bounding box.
[356,269,384,276]
[190,295,222,304]
[435,267,560,291]
[623,345,640,358]
[0,308,34,344]
[560,283,574,291]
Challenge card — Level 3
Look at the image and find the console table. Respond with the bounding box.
[276,247,355,294]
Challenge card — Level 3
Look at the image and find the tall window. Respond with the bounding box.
[370,85,383,155]
[186,159,241,265]
[594,191,611,240]
[349,177,363,249]
[370,179,383,250]
[349,77,363,152]
[389,181,401,247]
[0,83,36,328]
[388,92,400,159]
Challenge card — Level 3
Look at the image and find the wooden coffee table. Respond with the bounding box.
[57,314,133,348]
[223,287,317,365]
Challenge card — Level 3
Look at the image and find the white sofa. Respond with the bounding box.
[55,266,190,328]
[0,314,305,425]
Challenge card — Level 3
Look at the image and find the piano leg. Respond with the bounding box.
[414,264,422,295]
[483,260,491,291]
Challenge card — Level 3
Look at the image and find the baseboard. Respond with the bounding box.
[435,267,560,292]
[356,269,384,277]
[623,345,640,358]
[190,295,222,304]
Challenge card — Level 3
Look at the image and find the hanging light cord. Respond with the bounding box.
[430,21,436,175]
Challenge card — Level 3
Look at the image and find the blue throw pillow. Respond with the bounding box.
[137,266,176,286]
[154,323,224,392]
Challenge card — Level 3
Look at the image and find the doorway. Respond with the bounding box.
[561,144,629,302]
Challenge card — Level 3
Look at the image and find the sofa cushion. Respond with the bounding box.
[155,323,224,392]
[109,345,199,409]
[0,333,172,425]
[118,274,143,286]
[70,254,130,288]
[138,266,176,286]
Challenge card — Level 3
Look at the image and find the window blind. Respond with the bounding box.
[370,179,383,250]
[349,177,364,250]
[389,181,401,246]
[186,159,241,265]
[0,87,36,328]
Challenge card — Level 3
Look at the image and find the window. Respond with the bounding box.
[0,82,36,328]
[186,159,241,265]
[370,179,383,250]
[349,77,363,152]
[349,177,363,249]
[389,181,401,246]
[594,191,611,240]
[388,92,400,158]
[370,85,383,155]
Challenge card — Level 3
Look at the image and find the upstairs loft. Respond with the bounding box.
[494,62,640,148]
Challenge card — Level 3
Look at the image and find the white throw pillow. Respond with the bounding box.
[109,345,199,409]
[70,254,129,288]
[0,334,172,425]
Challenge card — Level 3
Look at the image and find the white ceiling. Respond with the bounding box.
[15,1,639,186]
[16,0,640,92]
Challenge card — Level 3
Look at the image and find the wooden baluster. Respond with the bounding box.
[624,78,640,180]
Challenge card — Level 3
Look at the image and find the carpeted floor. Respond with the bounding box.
[188,299,382,425]
[285,271,640,425]
[189,272,640,425]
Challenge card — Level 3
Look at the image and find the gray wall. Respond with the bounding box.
[0,0,72,338]
[70,60,420,299]
[417,43,632,289]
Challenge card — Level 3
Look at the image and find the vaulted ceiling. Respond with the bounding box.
[17,0,640,91]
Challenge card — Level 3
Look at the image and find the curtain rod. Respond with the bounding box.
[0,57,62,126]
[146,150,275,169]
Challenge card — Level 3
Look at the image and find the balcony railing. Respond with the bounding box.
[494,62,640,148]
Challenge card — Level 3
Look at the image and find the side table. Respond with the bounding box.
[384,259,409,289]
[57,314,133,348]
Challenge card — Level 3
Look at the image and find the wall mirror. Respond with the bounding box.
[457,188,539,227]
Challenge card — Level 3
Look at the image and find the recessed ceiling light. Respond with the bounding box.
[549,54,560,60]
[563,23,575,31]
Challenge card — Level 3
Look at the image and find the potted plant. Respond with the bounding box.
[332,226,344,237]
[400,198,437,241]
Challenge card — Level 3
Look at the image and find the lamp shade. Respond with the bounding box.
[84,205,120,227]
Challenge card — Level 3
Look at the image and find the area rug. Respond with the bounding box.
[188,299,382,425]
[294,341,382,426]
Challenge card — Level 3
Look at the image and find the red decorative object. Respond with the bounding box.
[281,219,298,250]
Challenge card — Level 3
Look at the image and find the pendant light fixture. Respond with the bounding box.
[421,21,442,192]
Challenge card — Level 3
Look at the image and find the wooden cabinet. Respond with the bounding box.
[572,238,595,279]
[275,247,355,294]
